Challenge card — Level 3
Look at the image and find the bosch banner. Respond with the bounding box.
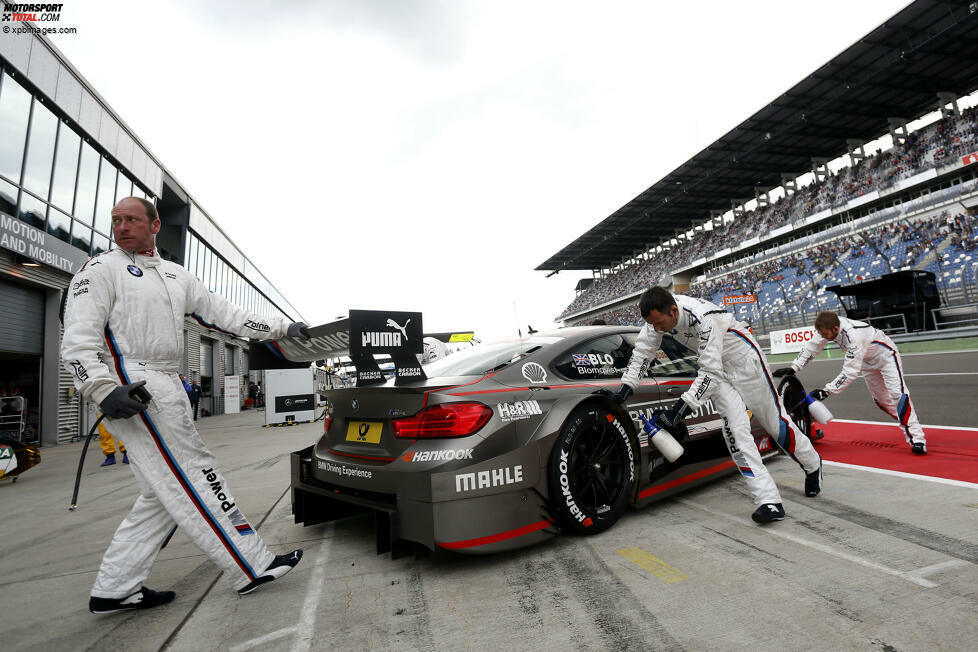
[769,325,818,354]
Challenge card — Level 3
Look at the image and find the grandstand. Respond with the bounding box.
[539,0,978,338]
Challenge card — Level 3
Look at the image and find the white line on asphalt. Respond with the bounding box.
[902,372,978,376]
[294,526,334,652]
[908,559,972,582]
[676,498,940,588]
[228,524,334,652]
[832,418,978,432]
[228,626,297,652]
[823,460,978,489]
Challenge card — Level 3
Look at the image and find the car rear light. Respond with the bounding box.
[323,415,332,433]
[392,402,492,438]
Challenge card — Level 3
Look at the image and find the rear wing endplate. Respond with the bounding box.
[249,310,426,386]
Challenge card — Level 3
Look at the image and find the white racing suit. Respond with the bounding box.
[62,247,291,598]
[790,316,926,448]
[622,295,821,506]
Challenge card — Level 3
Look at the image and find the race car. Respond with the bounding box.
[260,312,800,556]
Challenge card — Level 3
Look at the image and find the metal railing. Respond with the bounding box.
[0,397,27,443]
[931,303,978,330]
[867,313,909,335]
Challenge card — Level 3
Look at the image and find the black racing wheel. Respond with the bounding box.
[777,374,813,443]
[548,404,637,535]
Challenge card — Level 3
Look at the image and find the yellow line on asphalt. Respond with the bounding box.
[617,547,689,583]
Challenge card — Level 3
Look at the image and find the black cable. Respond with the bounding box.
[68,414,104,511]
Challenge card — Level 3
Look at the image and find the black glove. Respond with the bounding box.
[100,381,150,419]
[659,398,691,432]
[772,367,795,378]
[810,389,829,402]
[287,322,311,338]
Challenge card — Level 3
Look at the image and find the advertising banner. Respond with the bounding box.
[723,294,757,305]
[264,368,315,425]
[962,152,978,166]
[0,212,88,274]
[224,375,240,414]
[769,326,819,354]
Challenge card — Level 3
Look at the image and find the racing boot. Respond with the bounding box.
[911,442,926,455]
[89,586,175,614]
[751,503,785,524]
[804,461,822,497]
[100,454,116,467]
[237,549,303,595]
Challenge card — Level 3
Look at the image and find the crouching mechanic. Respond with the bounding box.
[611,287,823,524]
[774,310,927,454]
[62,197,310,614]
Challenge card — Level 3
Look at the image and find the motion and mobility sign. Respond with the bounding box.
[0,212,87,274]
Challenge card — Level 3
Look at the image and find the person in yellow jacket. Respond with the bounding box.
[98,422,128,466]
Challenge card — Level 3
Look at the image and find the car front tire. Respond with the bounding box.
[778,375,813,443]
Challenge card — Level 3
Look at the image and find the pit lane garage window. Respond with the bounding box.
[423,337,562,378]
[551,335,633,380]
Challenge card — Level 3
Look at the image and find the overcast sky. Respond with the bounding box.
[51,0,911,340]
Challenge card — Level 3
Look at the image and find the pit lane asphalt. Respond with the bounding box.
[2,351,977,651]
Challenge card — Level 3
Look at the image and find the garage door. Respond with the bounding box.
[0,278,44,354]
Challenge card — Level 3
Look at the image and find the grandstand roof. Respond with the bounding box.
[538,0,978,272]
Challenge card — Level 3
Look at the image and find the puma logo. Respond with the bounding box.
[121,592,144,605]
[386,318,410,341]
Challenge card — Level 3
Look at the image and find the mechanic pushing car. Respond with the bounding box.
[611,287,823,524]
[62,197,309,614]
[774,310,928,454]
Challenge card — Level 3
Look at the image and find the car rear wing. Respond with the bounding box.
[249,310,427,386]
[424,331,476,344]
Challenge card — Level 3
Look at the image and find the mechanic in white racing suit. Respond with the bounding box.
[611,287,823,524]
[420,336,450,364]
[775,310,927,454]
[62,198,308,614]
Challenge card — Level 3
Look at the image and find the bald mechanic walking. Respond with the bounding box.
[610,287,823,523]
[63,198,310,614]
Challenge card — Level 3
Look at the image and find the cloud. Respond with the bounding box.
[171,0,469,64]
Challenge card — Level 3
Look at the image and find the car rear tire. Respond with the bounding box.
[548,404,636,535]
[778,375,813,443]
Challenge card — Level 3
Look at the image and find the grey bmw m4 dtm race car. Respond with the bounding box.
[254,311,799,556]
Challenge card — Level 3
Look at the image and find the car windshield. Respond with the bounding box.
[424,337,561,378]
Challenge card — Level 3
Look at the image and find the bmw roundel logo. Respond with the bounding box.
[127,265,143,277]
[351,398,359,411]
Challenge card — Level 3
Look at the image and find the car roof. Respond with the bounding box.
[531,325,640,340]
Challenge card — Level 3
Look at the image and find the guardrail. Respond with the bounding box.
[932,303,978,330]
[867,313,909,335]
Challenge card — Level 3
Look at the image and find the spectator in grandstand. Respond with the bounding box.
[559,110,978,319]
[610,287,822,524]
[775,310,928,454]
